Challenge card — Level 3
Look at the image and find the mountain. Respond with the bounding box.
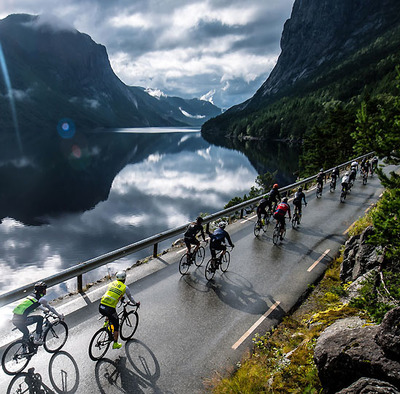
[201,0,400,142]
[0,14,221,133]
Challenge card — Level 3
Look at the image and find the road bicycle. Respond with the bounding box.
[2,312,68,375]
[340,185,348,203]
[178,241,206,275]
[254,211,272,237]
[204,247,233,281]
[316,182,323,198]
[273,218,286,245]
[89,299,139,361]
[291,205,304,229]
[329,175,337,192]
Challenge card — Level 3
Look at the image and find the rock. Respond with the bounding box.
[376,306,400,358]
[314,317,400,393]
[340,226,381,283]
[336,377,400,393]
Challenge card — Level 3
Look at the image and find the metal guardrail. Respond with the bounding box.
[0,152,374,307]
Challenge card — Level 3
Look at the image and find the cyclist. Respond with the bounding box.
[331,167,339,188]
[316,169,326,192]
[99,271,140,350]
[273,197,291,239]
[267,184,281,212]
[350,161,358,178]
[256,195,270,224]
[293,187,307,217]
[349,166,357,186]
[206,222,234,271]
[12,282,64,345]
[371,156,378,174]
[365,159,371,176]
[183,216,206,257]
[341,172,350,193]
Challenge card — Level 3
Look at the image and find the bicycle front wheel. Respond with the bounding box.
[291,216,297,229]
[194,246,205,267]
[2,340,31,375]
[43,321,68,353]
[220,252,230,272]
[89,328,112,361]
[178,253,190,275]
[205,259,216,281]
[120,311,139,340]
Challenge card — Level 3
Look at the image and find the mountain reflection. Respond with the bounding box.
[0,128,298,294]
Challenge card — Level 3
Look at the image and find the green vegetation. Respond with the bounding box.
[208,59,400,394]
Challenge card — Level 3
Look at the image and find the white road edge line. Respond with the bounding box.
[232,300,281,350]
[307,249,330,272]
[241,214,257,223]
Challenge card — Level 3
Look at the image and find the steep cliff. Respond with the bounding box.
[202,0,400,140]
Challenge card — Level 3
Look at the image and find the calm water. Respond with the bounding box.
[0,128,298,299]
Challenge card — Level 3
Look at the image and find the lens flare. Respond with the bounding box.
[0,42,23,155]
[57,118,76,139]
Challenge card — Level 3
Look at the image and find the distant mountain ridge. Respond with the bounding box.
[202,0,400,141]
[0,14,221,132]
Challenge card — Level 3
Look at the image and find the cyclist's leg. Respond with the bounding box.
[192,238,200,254]
[12,317,30,342]
[184,237,191,255]
[26,315,44,338]
[99,304,119,343]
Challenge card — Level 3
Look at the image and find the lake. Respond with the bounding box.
[0,127,299,299]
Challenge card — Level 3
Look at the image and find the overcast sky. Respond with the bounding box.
[0,0,294,109]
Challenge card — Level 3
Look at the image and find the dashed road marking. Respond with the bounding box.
[232,300,281,350]
[307,249,330,272]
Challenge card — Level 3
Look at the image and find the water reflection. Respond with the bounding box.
[0,128,298,296]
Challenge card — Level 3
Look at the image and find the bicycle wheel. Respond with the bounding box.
[205,259,216,281]
[291,215,298,229]
[178,253,190,275]
[363,175,367,185]
[253,221,261,237]
[220,251,230,272]
[194,246,205,267]
[2,339,31,375]
[272,225,280,245]
[330,182,335,192]
[43,321,68,353]
[89,328,112,361]
[120,311,139,340]
[340,191,346,203]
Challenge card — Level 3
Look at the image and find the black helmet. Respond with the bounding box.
[196,216,204,223]
[298,187,303,192]
[282,197,288,203]
[34,281,47,294]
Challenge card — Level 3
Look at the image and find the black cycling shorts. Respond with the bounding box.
[99,304,119,331]
[184,236,200,249]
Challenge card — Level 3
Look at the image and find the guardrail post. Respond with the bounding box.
[153,243,158,258]
[240,208,244,219]
[77,275,83,293]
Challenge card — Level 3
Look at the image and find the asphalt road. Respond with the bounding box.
[0,167,391,393]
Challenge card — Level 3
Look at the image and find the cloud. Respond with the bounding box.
[0,0,295,108]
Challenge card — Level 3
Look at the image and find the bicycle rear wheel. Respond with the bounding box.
[220,252,230,272]
[89,328,112,361]
[340,190,346,203]
[291,215,298,229]
[205,259,216,281]
[363,175,367,185]
[194,246,205,267]
[272,226,280,245]
[2,339,31,375]
[43,321,68,353]
[178,253,190,275]
[120,311,139,340]
[253,221,261,237]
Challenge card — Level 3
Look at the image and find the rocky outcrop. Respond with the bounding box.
[314,308,400,393]
[336,377,400,394]
[340,226,382,283]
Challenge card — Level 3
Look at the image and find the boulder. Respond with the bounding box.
[376,306,400,358]
[314,317,400,393]
[336,377,400,393]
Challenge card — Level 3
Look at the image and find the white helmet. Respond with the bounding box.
[116,270,126,282]
[218,221,227,229]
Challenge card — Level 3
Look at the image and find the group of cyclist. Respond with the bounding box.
[11,156,378,355]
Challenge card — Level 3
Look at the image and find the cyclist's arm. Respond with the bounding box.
[224,232,234,248]
[39,297,64,319]
[199,226,206,242]
[124,286,137,305]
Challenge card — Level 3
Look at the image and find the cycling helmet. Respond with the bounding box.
[218,221,227,229]
[273,184,279,189]
[34,281,47,294]
[320,168,324,172]
[116,270,126,282]
[196,216,204,223]
[298,187,303,192]
[282,197,288,203]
